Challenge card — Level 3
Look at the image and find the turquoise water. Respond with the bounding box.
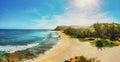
[0,29,60,53]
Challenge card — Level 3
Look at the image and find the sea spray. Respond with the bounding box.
[0,30,60,62]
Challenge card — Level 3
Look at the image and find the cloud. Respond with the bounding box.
[71,0,102,11]
[31,0,116,29]
[31,16,58,29]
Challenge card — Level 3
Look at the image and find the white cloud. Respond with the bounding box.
[71,0,102,11]
[31,17,58,29]
[31,0,116,29]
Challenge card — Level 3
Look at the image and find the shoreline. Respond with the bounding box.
[0,31,60,62]
[24,31,120,62]
[24,31,71,62]
[0,43,39,53]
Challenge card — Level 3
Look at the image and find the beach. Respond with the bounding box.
[25,31,120,62]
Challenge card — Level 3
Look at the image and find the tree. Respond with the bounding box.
[93,23,101,39]
[110,23,115,40]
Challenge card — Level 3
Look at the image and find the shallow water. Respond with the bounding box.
[0,29,60,53]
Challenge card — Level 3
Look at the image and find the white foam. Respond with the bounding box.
[0,43,39,53]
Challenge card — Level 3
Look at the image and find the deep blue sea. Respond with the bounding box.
[0,29,60,53]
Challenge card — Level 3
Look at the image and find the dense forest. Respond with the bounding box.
[55,23,120,41]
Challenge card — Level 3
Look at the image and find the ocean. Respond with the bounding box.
[0,29,60,53]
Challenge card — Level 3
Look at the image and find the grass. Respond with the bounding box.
[78,38,89,42]
[70,35,90,42]
[74,37,118,47]
[69,34,118,47]
[90,40,97,46]
[90,39,118,47]
[70,35,77,38]
[102,40,118,47]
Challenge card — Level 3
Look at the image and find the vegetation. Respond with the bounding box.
[64,56,100,62]
[90,39,118,47]
[55,23,120,47]
[54,26,69,31]
[78,38,90,42]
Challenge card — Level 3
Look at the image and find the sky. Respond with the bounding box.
[0,0,120,29]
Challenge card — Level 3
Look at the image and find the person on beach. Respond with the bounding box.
[96,40,103,50]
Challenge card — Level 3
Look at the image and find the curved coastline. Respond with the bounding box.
[0,31,60,62]
[24,31,120,62]
[1,31,120,62]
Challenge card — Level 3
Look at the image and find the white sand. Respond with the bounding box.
[24,31,120,62]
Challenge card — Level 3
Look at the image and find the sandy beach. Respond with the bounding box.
[24,31,120,62]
